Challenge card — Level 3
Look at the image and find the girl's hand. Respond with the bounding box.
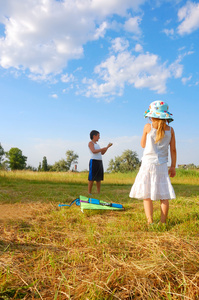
[168,166,176,177]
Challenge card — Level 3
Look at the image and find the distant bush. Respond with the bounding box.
[107,149,140,173]
[178,164,199,170]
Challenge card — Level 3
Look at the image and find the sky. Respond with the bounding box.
[0,0,199,171]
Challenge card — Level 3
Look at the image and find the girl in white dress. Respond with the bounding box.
[129,101,177,224]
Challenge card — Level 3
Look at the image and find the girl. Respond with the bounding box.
[129,101,177,224]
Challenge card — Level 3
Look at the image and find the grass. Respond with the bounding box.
[0,170,199,299]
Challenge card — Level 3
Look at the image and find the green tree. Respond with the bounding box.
[6,147,27,170]
[51,150,79,172]
[0,143,5,169]
[41,156,48,171]
[107,156,122,173]
[38,162,42,171]
[50,159,69,172]
[26,165,37,171]
[66,150,78,170]
[107,149,140,173]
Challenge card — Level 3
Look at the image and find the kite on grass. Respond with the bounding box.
[59,195,124,213]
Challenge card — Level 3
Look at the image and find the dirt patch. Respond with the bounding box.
[0,203,53,221]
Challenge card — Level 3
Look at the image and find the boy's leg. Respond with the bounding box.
[160,199,169,223]
[143,198,153,224]
[96,181,101,194]
[88,181,94,194]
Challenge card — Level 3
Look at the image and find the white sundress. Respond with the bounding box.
[129,125,176,201]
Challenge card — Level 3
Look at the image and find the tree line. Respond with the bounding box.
[0,144,78,172]
[1,143,199,172]
[0,143,141,172]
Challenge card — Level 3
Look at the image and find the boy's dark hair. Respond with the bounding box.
[90,130,99,140]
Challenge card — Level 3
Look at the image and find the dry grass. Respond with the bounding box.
[0,170,199,299]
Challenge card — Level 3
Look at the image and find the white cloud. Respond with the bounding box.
[165,19,172,26]
[62,84,74,93]
[169,58,183,79]
[83,40,183,97]
[28,73,58,83]
[134,43,143,52]
[163,28,174,36]
[93,22,108,40]
[177,1,199,35]
[51,93,58,98]
[178,46,186,51]
[111,37,129,53]
[90,0,146,16]
[181,75,192,85]
[61,73,75,83]
[0,0,146,79]
[124,16,142,35]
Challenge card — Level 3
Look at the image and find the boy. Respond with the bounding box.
[88,130,112,194]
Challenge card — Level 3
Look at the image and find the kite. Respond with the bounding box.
[59,195,124,212]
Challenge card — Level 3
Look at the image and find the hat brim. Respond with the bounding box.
[144,111,174,123]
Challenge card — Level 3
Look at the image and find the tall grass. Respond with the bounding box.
[0,170,199,299]
[1,168,198,184]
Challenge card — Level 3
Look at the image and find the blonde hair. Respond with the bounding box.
[153,118,167,143]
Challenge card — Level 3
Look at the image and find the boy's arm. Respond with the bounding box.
[169,127,177,177]
[101,143,113,155]
[88,142,112,154]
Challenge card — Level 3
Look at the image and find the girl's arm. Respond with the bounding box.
[141,123,150,148]
[169,127,177,177]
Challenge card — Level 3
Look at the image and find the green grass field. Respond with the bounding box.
[0,170,199,299]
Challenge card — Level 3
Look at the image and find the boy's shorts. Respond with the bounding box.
[88,159,104,181]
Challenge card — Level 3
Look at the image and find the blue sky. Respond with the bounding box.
[0,0,199,171]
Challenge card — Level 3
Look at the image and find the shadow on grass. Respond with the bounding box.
[0,238,68,255]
